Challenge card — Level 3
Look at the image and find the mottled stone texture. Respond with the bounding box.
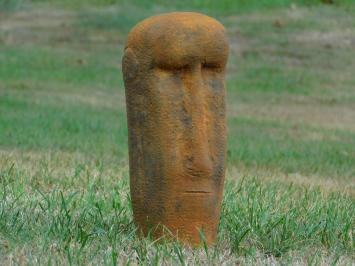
[122,12,229,245]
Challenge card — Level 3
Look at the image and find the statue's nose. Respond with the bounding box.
[182,63,213,178]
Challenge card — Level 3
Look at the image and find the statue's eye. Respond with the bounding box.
[202,62,223,71]
[175,64,190,71]
[156,63,189,72]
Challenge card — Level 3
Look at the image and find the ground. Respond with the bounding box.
[0,0,354,265]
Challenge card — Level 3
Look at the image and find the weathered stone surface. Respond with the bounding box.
[122,12,229,245]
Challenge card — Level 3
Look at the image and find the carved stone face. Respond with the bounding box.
[122,12,229,245]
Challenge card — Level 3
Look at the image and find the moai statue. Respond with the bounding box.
[122,12,229,245]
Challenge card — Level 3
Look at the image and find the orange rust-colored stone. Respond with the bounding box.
[122,12,229,246]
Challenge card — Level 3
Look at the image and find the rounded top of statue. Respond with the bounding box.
[124,12,229,69]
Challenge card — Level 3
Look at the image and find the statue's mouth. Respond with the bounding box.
[178,174,215,195]
[183,190,212,194]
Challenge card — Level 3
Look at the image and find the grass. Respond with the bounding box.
[0,0,354,264]
[8,0,354,14]
[228,117,355,178]
[1,159,353,264]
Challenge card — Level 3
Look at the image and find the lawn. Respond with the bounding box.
[0,0,354,264]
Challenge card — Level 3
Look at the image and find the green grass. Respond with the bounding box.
[0,0,23,11]
[15,0,355,14]
[0,93,127,158]
[1,161,353,264]
[228,117,355,178]
[0,46,122,87]
[0,0,354,264]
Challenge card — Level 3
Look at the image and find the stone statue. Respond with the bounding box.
[122,12,229,245]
